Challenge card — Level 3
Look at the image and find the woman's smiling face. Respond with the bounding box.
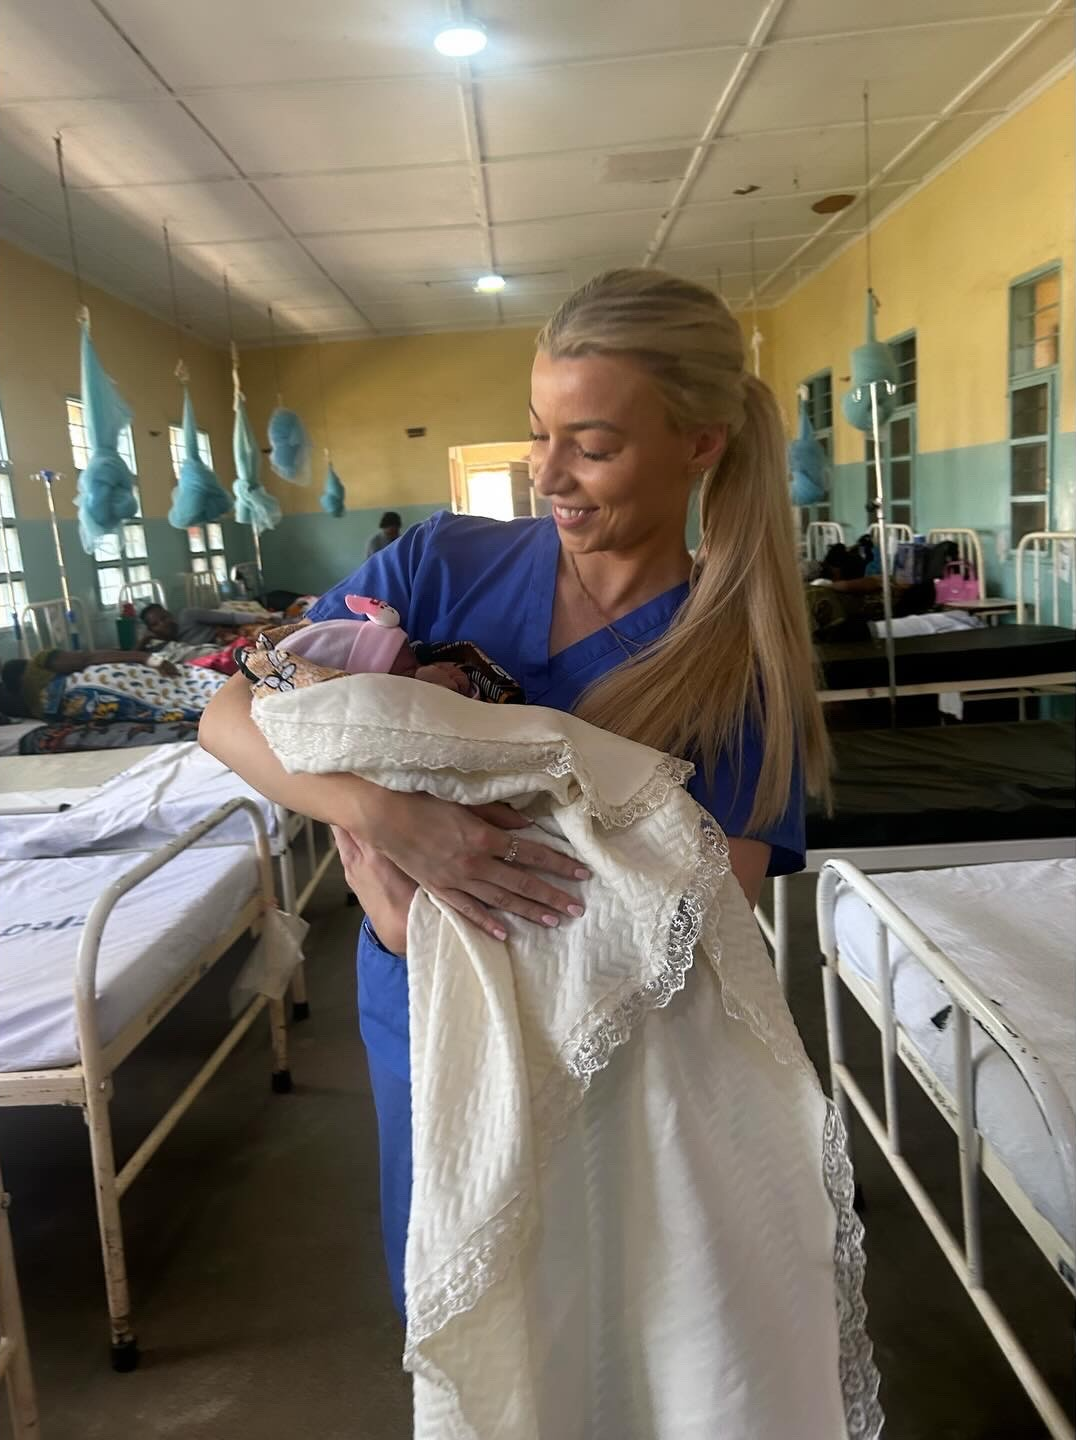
[528,350,723,556]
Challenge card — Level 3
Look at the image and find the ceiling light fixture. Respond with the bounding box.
[434,20,488,57]
[473,273,506,293]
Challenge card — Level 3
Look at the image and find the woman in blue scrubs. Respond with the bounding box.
[201,268,829,1320]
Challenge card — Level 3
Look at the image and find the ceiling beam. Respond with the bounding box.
[641,0,788,269]
[757,0,1072,301]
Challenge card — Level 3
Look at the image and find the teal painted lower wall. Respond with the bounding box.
[1,514,255,661]
[826,434,1075,597]
[259,504,443,596]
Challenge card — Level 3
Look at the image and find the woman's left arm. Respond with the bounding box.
[727,837,771,910]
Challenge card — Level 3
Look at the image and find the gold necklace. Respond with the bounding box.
[568,552,642,660]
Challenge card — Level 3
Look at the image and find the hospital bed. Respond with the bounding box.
[0,798,292,1371]
[757,719,1075,989]
[817,857,1075,1440]
[803,520,845,563]
[19,596,93,654]
[0,743,338,1017]
[0,1151,38,1438]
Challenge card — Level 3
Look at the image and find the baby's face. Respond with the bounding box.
[389,644,420,678]
[414,662,471,695]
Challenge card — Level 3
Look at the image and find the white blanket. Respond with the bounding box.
[255,675,882,1440]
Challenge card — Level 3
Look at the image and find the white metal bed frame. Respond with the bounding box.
[0,1155,39,1438]
[816,858,1075,1440]
[117,577,167,611]
[926,526,985,591]
[1016,531,1076,628]
[0,797,291,1372]
[804,520,846,563]
[757,833,1075,996]
[182,571,221,609]
[19,597,94,654]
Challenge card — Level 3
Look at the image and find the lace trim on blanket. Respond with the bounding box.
[710,921,883,1440]
[403,812,728,1366]
[256,713,694,828]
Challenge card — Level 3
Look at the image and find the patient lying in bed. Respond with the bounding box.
[238,595,524,703]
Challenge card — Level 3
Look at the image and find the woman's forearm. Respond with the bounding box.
[199,673,382,833]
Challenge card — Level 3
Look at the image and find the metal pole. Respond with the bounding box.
[36,470,80,649]
[0,510,22,656]
[866,383,897,720]
[252,525,263,592]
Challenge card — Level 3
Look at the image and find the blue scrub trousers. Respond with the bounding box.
[357,920,412,1320]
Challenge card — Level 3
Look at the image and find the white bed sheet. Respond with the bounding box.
[0,845,257,1071]
[0,722,46,758]
[0,748,155,815]
[0,743,279,856]
[834,858,1075,1245]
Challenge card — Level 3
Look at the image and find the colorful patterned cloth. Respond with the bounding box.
[18,718,200,755]
[51,663,226,724]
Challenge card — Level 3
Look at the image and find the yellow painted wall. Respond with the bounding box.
[0,237,231,522]
[763,70,1074,462]
[238,328,540,515]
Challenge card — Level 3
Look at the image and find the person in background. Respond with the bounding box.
[366,511,402,558]
[140,602,265,649]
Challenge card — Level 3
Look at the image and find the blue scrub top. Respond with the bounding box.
[306,510,805,875]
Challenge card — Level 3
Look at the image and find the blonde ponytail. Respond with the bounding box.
[540,269,829,829]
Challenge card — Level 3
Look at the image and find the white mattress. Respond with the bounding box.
[834,859,1075,1246]
[0,721,46,759]
[0,748,156,814]
[0,743,279,856]
[0,845,257,1071]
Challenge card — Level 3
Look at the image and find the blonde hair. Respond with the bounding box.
[536,268,829,829]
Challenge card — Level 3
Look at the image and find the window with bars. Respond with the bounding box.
[1009,268,1059,541]
[800,371,833,523]
[169,424,229,583]
[0,473,27,626]
[865,334,917,529]
[66,398,151,609]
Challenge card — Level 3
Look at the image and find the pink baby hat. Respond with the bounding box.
[279,595,408,674]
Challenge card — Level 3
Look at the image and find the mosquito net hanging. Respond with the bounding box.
[841,293,898,432]
[319,462,346,517]
[74,315,140,554]
[788,397,828,507]
[168,381,232,529]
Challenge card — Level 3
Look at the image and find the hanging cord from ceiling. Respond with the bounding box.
[862,83,875,298]
[162,222,188,385]
[54,132,88,325]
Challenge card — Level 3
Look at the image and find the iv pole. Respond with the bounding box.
[33,470,82,650]
[860,380,898,720]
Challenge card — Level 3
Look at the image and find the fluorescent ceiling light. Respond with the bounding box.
[434,22,487,57]
[473,273,506,293]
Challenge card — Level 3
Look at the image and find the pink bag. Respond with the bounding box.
[934,561,980,604]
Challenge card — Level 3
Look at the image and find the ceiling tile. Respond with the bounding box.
[953,15,1075,115]
[0,0,159,101]
[690,118,925,203]
[102,0,448,87]
[880,112,994,186]
[487,150,682,224]
[260,166,477,235]
[303,228,489,288]
[724,19,1031,132]
[474,0,759,68]
[1,98,233,186]
[494,211,662,268]
[185,78,467,174]
[773,0,1058,40]
[478,52,741,159]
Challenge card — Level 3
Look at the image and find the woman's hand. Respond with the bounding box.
[332,828,416,954]
[356,788,588,943]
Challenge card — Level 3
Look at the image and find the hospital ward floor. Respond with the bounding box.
[0,869,1071,1440]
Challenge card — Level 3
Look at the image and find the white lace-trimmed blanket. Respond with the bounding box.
[254,674,882,1440]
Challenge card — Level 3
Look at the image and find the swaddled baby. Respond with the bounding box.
[238,595,523,703]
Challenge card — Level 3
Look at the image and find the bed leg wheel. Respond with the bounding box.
[272,1069,293,1095]
[110,1336,139,1373]
[345,892,360,908]
[291,1001,311,1022]
[853,1183,866,1215]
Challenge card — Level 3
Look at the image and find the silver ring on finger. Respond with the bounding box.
[503,836,521,866]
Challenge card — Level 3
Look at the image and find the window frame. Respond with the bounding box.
[1008,264,1060,541]
[169,423,229,583]
[66,396,151,610]
[0,472,27,629]
[800,369,833,525]
[1009,261,1061,380]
